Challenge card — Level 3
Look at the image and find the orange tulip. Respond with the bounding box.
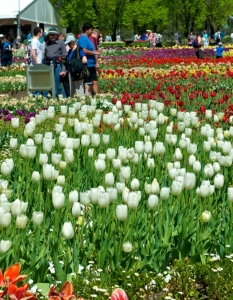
[0,263,27,287]
[49,281,76,300]
[8,283,36,300]
[111,288,128,300]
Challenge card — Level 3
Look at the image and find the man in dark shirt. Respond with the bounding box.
[43,28,67,98]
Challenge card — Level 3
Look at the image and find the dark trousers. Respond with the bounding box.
[1,55,12,67]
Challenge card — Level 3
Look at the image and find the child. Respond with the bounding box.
[214,42,224,59]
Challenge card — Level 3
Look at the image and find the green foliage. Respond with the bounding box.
[99,42,125,48]
[50,0,233,36]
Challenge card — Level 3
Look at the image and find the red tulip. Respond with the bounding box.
[111,288,128,300]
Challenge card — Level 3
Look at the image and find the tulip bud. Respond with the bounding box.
[106,148,116,160]
[61,222,74,239]
[112,158,121,169]
[148,195,158,209]
[213,173,224,189]
[120,166,131,181]
[116,204,128,221]
[31,171,40,182]
[105,172,115,187]
[116,182,125,194]
[0,212,11,228]
[122,241,133,252]
[151,179,160,194]
[69,190,79,203]
[98,192,109,208]
[52,192,65,209]
[57,175,66,186]
[201,210,211,222]
[16,214,28,229]
[0,240,12,254]
[228,187,233,202]
[94,159,106,172]
[32,211,44,226]
[9,138,18,150]
[80,191,90,206]
[72,202,82,217]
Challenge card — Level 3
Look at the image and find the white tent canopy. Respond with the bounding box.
[0,0,62,27]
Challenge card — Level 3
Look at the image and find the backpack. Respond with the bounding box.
[192,38,199,48]
[70,47,89,81]
[3,41,11,52]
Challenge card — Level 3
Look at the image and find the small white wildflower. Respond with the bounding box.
[28,279,33,285]
[30,285,37,294]
[164,274,172,283]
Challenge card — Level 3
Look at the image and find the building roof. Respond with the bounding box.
[0,0,33,19]
[0,0,61,26]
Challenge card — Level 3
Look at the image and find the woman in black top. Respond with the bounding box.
[0,36,14,67]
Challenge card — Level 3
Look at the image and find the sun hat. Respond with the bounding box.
[218,42,223,46]
[65,35,76,44]
[48,28,58,35]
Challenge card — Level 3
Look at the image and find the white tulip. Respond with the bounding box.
[148,195,159,209]
[116,182,125,193]
[135,141,144,154]
[60,106,68,115]
[127,192,139,209]
[94,159,106,172]
[153,142,165,156]
[51,153,62,166]
[168,168,178,180]
[91,134,100,147]
[11,117,19,128]
[144,141,152,154]
[120,166,131,181]
[204,164,214,178]
[193,161,201,173]
[52,192,65,209]
[214,173,224,189]
[105,172,115,186]
[102,134,110,145]
[98,192,109,208]
[123,241,133,252]
[228,187,233,202]
[187,143,197,154]
[24,122,35,136]
[57,175,65,186]
[106,148,116,160]
[171,180,183,195]
[118,146,128,161]
[106,187,117,202]
[213,162,220,173]
[201,211,211,222]
[39,153,48,165]
[0,240,12,254]
[0,213,11,228]
[27,146,37,159]
[64,148,74,164]
[160,187,170,200]
[184,172,196,190]
[31,171,40,182]
[55,124,64,134]
[203,141,211,152]
[62,222,74,239]
[130,178,140,191]
[72,202,82,217]
[9,138,18,150]
[147,158,155,168]
[116,204,128,221]
[69,190,79,203]
[34,133,43,145]
[1,162,12,176]
[151,179,160,194]
[174,148,183,161]
[11,199,24,216]
[59,160,67,169]
[32,211,44,226]
[16,214,28,229]
[80,191,90,206]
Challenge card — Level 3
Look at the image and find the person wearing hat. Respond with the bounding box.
[214,42,224,59]
[43,27,67,98]
[62,34,87,97]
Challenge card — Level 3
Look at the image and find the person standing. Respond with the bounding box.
[0,35,14,67]
[105,33,112,42]
[31,27,43,65]
[64,34,87,97]
[78,23,100,96]
[116,33,121,41]
[195,33,204,59]
[214,42,224,59]
[43,28,67,98]
[174,32,180,45]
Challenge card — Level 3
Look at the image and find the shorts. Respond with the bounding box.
[84,67,98,84]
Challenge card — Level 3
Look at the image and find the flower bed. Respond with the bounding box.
[1,48,233,299]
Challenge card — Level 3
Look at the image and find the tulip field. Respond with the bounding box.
[1,46,233,298]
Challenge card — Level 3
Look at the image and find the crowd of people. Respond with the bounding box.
[0,23,102,98]
[134,30,163,47]
[0,26,228,98]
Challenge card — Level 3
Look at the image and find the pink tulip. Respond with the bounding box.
[111,288,128,300]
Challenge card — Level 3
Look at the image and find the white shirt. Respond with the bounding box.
[31,37,43,65]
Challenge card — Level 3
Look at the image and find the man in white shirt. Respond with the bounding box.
[31,27,43,65]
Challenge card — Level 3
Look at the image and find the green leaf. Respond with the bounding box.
[36,283,50,296]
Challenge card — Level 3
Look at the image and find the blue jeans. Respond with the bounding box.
[43,64,67,98]
[1,55,12,67]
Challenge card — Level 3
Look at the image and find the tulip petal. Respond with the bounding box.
[61,281,73,296]
[4,263,21,284]
[49,296,61,300]
[0,270,4,286]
